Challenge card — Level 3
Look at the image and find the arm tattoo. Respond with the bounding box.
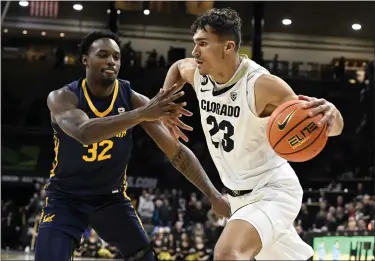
[170,145,218,199]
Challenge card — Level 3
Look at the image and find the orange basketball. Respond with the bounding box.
[267,99,328,162]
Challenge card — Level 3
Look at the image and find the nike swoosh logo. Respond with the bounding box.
[200,89,210,92]
[278,109,297,130]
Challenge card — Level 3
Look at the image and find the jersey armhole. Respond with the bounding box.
[120,80,134,110]
[246,72,269,116]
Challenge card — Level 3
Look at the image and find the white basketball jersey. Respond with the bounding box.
[194,57,287,190]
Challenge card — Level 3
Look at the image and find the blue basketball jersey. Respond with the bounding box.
[46,78,134,197]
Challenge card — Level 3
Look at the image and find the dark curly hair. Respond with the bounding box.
[77,31,121,66]
[190,8,242,51]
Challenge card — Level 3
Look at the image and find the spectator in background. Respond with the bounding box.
[272,53,279,75]
[137,192,155,224]
[336,195,344,208]
[335,206,346,225]
[345,202,356,218]
[335,56,346,81]
[158,55,166,68]
[315,202,328,229]
[346,216,357,231]
[153,199,172,227]
[362,194,375,222]
[297,203,311,231]
[326,210,337,232]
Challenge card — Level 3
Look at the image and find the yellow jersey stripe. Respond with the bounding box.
[49,135,59,177]
[82,79,119,118]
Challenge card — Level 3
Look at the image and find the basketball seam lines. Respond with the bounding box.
[273,115,310,150]
[268,101,303,148]
[278,122,327,155]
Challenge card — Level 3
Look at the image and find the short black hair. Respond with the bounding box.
[77,31,121,65]
[190,8,242,51]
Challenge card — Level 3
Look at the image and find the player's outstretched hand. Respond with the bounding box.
[140,85,187,121]
[211,194,231,218]
[162,115,193,143]
[159,84,194,142]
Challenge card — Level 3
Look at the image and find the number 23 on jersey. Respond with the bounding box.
[206,116,235,152]
[83,140,113,162]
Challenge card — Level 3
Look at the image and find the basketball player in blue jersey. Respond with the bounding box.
[162,8,344,261]
[35,31,230,261]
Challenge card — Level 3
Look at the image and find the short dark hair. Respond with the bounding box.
[190,8,242,51]
[77,31,121,65]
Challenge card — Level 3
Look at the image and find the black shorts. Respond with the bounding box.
[35,192,149,260]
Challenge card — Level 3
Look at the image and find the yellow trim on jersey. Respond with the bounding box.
[50,135,59,177]
[82,79,119,118]
[123,190,145,230]
[121,167,144,230]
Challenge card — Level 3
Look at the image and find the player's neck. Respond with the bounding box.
[85,77,115,98]
[211,55,241,85]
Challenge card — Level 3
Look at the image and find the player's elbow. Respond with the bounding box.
[329,111,344,137]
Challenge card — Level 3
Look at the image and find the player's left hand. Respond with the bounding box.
[211,194,231,218]
[298,95,337,135]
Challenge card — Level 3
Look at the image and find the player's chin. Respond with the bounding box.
[197,66,209,75]
[102,75,116,86]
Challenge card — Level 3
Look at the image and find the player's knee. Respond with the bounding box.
[35,228,76,261]
[213,245,246,260]
[214,243,260,260]
[123,242,156,261]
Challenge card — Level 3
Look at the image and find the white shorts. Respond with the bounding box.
[227,163,314,260]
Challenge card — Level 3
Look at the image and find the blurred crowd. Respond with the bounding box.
[2,179,374,259]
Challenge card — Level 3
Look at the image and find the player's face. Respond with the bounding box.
[84,38,121,86]
[192,26,235,75]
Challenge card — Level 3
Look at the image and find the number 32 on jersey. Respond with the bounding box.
[83,140,113,162]
[206,115,234,152]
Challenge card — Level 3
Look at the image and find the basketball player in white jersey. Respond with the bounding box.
[162,8,344,260]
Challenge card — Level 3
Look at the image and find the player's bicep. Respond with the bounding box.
[54,109,90,140]
[254,75,298,115]
[47,87,89,141]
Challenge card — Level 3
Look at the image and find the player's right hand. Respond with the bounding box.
[162,116,193,143]
[140,85,186,121]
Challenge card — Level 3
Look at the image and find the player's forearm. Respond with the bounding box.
[169,144,221,200]
[328,108,344,136]
[162,61,186,91]
[78,109,145,144]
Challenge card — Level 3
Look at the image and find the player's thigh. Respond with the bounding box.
[255,224,314,260]
[90,193,150,258]
[214,219,262,260]
[38,196,89,242]
[226,177,303,257]
[35,227,77,261]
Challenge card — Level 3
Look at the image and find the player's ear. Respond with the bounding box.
[224,40,235,53]
[82,55,88,67]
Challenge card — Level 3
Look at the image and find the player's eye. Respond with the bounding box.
[97,53,107,58]
[199,42,207,46]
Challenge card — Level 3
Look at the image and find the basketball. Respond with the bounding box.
[267,99,328,162]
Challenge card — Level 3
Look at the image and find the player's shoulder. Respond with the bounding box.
[64,78,83,92]
[47,80,81,109]
[244,59,270,80]
[117,78,131,86]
